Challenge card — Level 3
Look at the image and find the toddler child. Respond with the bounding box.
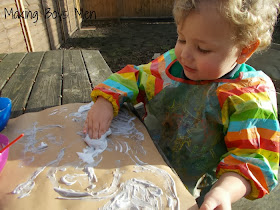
[85,0,280,209]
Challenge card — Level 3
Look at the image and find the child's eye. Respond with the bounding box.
[198,46,211,54]
[177,38,186,44]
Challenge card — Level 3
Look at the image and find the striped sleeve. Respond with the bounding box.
[90,49,176,116]
[216,70,279,200]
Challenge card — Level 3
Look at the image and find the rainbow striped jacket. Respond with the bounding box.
[91,49,279,199]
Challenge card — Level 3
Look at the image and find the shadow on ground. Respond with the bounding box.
[60,20,177,72]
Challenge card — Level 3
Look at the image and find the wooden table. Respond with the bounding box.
[0,50,112,118]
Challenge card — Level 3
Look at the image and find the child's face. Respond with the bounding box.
[174,4,242,81]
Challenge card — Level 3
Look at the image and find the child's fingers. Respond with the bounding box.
[86,117,95,139]
[90,122,98,139]
[83,118,88,134]
[98,120,111,139]
[85,116,106,139]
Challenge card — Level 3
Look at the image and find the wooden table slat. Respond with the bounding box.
[0,53,7,61]
[62,50,92,104]
[1,52,45,117]
[81,50,112,87]
[26,50,63,112]
[0,52,26,90]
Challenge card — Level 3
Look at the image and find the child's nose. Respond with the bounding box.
[181,45,194,63]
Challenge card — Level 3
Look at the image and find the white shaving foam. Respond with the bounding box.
[12,166,46,198]
[13,148,65,198]
[76,129,112,164]
[60,174,77,186]
[54,187,92,197]
[48,107,68,116]
[102,178,163,210]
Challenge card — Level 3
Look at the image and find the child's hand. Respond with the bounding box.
[84,97,114,139]
[200,187,231,210]
[200,172,251,210]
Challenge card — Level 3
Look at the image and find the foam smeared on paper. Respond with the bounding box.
[76,129,112,164]
[11,103,181,209]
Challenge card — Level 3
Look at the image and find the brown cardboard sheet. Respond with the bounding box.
[0,103,198,210]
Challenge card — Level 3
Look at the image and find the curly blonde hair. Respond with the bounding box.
[173,0,280,51]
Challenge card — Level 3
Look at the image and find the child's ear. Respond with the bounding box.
[236,39,260,64]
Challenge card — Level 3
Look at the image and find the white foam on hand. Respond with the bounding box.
[77,129,112,164]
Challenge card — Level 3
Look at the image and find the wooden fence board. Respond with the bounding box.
[81,0,173,19]
[0,53,26,90]
[1,52,45,117]
[162,0,174,15]
[62,50,92,104]
[81,50,112,87]
[26,50,63,112]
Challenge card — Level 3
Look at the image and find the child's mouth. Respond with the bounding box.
[183,65,196,73]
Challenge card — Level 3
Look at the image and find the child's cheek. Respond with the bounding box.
[174,44,182,60]
[199,60,214,72]
[198,60,220,78]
